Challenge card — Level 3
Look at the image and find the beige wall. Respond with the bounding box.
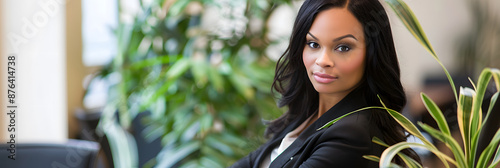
[65,0,101,139]
[65,0,83,139]
[0,0,5,142]
[0,0,67,142]
[0,0,102,141]
[66,0,102,139]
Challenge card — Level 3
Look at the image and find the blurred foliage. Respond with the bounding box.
[93,0,294,167]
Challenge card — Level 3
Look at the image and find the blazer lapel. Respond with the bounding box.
[268,88,368,167]
[253,118,303,168]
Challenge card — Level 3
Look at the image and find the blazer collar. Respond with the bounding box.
[269,88,368,167]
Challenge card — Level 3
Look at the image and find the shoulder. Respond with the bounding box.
[295,111,381,167]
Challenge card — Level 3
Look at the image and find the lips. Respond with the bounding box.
[313,72,338,84]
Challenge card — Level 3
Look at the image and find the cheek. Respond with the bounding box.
[302,50,314,71]
[340,52,365,77]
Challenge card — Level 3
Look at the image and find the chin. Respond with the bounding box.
[312,85,335,93]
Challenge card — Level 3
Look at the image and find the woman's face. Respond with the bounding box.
[303,7,366,97]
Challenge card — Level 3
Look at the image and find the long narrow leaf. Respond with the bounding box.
[371,137,423,168]
[166,58,191,80]
[380,142,456,168]
[207,66,225,92]
[384,0,457,102]
[103,119,139,168]
[373,136,391,147]
[156,141,201,167]
[458,87,476,166]
[468,77,477,91]
[318,106,375,130]
[378,98,449,167]
[489,142,500,168]
[418,123,466,168]
[364,155,381,163]
[472,69,493,121]
[129,55,181,70]
[228,70,255,100]
[363,155,411,168]
[477,129,500,168]
[384,0,435,56]
[491,69,500,90]
[377,97,434,148]
[191,59,209,88]
[481,92,499,131]
[470,68,497,166]
[421,93,451,136]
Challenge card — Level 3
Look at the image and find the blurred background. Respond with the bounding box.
[0,0,499,167]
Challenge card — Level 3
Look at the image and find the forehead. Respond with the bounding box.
[309,8,364,40]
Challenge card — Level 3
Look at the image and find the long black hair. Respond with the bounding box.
[268,0,420,165]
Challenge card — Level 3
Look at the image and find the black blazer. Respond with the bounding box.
[231,89,385,168]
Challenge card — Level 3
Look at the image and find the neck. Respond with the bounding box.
[317,88,357,118]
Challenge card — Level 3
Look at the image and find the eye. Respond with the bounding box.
[306,42,320,49]
[335,44,351,52]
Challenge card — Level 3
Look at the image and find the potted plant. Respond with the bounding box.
[90,0,293,167]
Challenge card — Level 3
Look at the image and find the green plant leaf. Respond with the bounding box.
[129,55,180,70]
[156,141,201,167]
[371,137,423,168]
[418,122,466,168]
[317,106,374,130]
[363,155,421,168]
[377,98,433,148]
[149,79,176,105]
[191,59,209,88]
[384,0,457,102]
[101,117,139,168]
[470,68,498,166]
[457,87,475,166]
[468,77,477,91]
[421,93,451,136]
[491,68,500,90]
[208,66,225,92]
[380,142,456,168]
[384,0,434,56]
[199,156,224,168]
[489,142,500,168]
[377,98,450,167]
[228,71,255,100]
[200,108,214,135]
[477,129,500,168]
[206,135,235,156]
[166,58,191,80]
[372,136,390,147]
[481,92,499,134]
[363,155,380,163]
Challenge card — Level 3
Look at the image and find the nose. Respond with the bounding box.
[315,50,334,67]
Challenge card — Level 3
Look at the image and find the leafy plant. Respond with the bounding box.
[321,0,500,167]
[92,0,293,167]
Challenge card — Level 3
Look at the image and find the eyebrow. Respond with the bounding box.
[307,32,358,42]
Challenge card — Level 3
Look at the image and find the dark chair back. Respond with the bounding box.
[0,139,99,168]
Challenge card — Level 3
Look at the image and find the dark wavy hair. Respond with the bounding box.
[268,0,420,165]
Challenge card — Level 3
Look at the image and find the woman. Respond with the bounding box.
[232,0,420,167]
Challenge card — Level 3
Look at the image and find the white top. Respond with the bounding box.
[259,116,314,168]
